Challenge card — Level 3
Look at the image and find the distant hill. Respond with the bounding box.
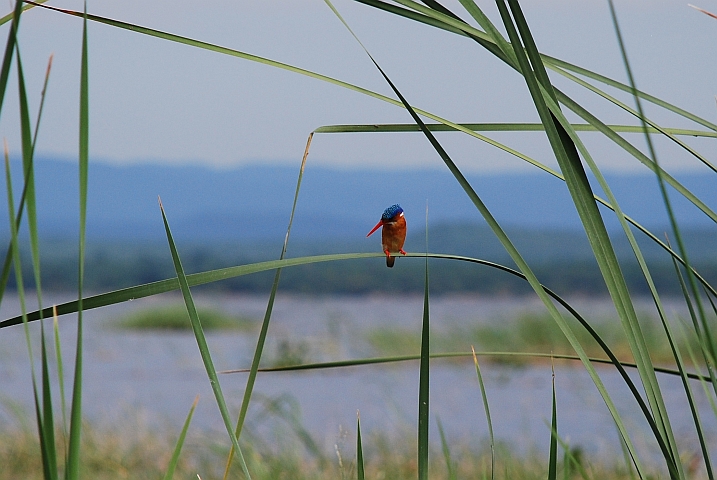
[2,158,715,295]
[1,157,715,242]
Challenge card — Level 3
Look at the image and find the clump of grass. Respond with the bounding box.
[114,304,256,331]
[268,338,313,368]
[365,312,703,366]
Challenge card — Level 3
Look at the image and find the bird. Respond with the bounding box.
[366,204,407,268]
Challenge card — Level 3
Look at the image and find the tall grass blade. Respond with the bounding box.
[456,8,712,455]
[66,5,89,478]
[16,44,58,479]
[52,305,68,450]
[496,1,679,475]
[471,346,494,480]
[548,364,558,480]
[613,1,716,474]
[0,0,21,114]
[0,54,52,307]
[4,143,52,479]
[223,133,312,479]
[668,243,714,479]
[611,0,717,401]
[0,0,24,305]
[417,217,430,480]
[159,199,251,479]
[163,395,199,480]
[549,46,693,480]
[15,49,38,299]
[436,416,456,480]
[356,412,365,480]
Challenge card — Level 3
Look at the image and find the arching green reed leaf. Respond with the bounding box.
[220,350,710,382]
[315,122,717,136]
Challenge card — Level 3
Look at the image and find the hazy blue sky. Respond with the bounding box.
[2,0,715,172]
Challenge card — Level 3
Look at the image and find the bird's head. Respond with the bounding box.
[367,204,403,237]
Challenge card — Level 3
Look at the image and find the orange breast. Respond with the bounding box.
[381,214,406,253]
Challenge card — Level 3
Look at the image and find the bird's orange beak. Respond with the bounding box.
[366,219,384,237]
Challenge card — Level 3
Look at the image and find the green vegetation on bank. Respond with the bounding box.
[365,312,706,366]
[114,304,257,331]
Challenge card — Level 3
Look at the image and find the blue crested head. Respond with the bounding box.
[382,204,403,220]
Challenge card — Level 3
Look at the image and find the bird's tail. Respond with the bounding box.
[386,255,395,268]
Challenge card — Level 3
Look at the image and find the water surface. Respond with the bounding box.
[1,293,714,468]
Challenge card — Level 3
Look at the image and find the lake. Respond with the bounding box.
[1,293,714,470]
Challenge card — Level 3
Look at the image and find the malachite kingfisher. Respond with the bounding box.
[367,204,407,268]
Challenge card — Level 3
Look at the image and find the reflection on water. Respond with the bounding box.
[1,293,714,466]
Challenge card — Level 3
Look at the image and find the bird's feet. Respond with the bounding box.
[399,248,407,255]
[384,249,392,259]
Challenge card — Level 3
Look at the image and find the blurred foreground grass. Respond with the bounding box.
[0,416,645,480]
